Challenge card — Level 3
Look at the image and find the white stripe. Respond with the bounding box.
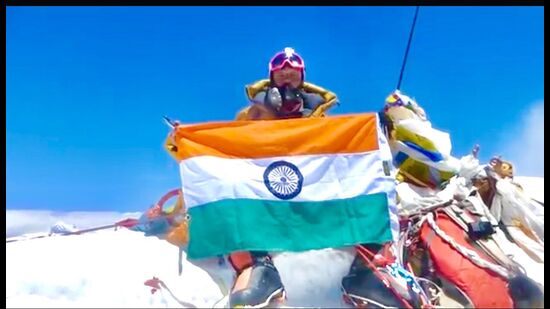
[180,150,392,207]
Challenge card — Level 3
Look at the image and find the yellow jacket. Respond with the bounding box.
[235,79,339,120]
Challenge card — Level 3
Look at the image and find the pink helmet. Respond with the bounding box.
[268,47,306,81]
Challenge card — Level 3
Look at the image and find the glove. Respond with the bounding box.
[265,87,283,110]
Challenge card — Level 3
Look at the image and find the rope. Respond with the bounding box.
[355,244,437,308]
[406,199,454,219]
[6,218,140,244]
[425,213,511,279]
[355,245,414,309]
[396,6,420,90]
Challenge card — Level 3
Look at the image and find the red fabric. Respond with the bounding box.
[144,277,162,294]
[228,251,254,273]
[419,211,514,308]
[156,189,182,209]
[116,218,140,229]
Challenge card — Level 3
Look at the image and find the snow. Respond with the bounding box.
[49,221,78,234]
[6,177,544,308]
[6,228,355,308]
[515,176,544,204]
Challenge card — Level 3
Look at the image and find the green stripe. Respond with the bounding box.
[187,193,392,259]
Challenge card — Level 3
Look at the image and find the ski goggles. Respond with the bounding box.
[269,52,305,72]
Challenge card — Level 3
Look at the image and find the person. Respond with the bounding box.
[230,48,402,308]
[229,47,340,308]
[235,47,338,121]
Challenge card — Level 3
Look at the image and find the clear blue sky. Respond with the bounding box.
[7,6,544,212]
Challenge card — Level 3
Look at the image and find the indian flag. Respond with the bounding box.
[169,113,399,259]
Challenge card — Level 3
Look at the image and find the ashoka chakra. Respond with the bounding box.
[263,161,304,200]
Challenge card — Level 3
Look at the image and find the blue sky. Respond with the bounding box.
[7,6,544,212]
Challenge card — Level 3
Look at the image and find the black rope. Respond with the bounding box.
[396,6,420,91]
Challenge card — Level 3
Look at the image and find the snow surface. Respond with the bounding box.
[6,228,356,308]
[6,177,544,308]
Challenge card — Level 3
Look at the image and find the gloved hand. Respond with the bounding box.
[265,87,283,110]
[265,86,305,113]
